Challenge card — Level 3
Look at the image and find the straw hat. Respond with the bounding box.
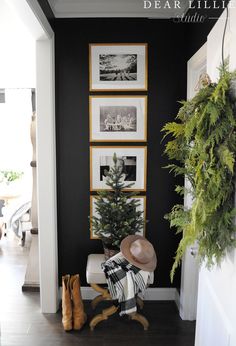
[120,235,157,272]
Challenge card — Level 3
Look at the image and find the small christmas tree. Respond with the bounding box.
[91,153,145,249]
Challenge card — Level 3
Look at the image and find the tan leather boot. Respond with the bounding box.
[62,275,72,331]
[70,274,87,330]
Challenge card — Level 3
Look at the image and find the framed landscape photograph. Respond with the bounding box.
[89,43,148,91]
[89,96,147,142]
[90,146,147,191]
[90,195,146,239]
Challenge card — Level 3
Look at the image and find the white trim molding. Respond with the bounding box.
[80,287,179,301]
[7,0,52,40]
[36,36,58,313]
[26,0,54,38]
[180,42,207,321]
[59,286,179,302]
[47,0,189,18]
[187,43,207,100]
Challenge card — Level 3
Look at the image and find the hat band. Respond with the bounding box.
[131,254,149,265]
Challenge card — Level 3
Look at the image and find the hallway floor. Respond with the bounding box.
[0,232,195,346]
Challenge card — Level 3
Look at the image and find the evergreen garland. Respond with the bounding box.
[90,153,144,248]
[162,65,236,282]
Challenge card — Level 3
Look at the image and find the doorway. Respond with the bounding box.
[0,0,58,313]
[0,0,39,300]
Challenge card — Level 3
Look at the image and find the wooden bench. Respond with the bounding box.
[86,254,153,331]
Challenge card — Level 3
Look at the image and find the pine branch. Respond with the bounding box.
[162,65,236,282]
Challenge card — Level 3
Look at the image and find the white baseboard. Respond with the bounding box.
[59,286,179,301]
[80,286,178,301]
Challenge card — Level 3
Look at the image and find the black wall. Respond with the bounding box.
[55,19,188,287]
[52,8,228,288]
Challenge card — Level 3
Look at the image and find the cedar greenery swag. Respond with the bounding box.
[90,153,144,249]
[162,64,236,282]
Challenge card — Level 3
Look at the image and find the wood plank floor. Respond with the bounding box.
[0,232,195,346]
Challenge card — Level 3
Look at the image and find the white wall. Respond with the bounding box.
[0,0,36,88]
[195,6,236,346]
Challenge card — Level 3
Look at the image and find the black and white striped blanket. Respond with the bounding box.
[101,252,151,316]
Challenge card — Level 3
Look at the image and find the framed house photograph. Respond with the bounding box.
[90,195,146,239]
[89,43,148,91]
[90,146,147,191]
[89,95,147,142]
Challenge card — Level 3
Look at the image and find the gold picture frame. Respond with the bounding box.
[89,95,147,142]
[90,146,147,191]
[89,43,148,91]
[90,195,147,239]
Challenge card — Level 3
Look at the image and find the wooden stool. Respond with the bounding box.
[86,254,153,331]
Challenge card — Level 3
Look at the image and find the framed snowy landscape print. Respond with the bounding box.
[90,195,146,239]
[90,146,147,191]
[89,43,148,91]
[89,95,147,142]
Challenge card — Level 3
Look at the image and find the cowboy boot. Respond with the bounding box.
[62,274,72,331]
[70,274,87,330]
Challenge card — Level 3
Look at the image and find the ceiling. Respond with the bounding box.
[47,0,189,18]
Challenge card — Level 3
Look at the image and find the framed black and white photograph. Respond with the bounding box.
[90,195,146,239]
[89,96,147,142]
[89,43,148,91]
[90,146,147,191]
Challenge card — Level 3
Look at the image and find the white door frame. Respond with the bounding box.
[179,43,207,321]
[8,0,59,313]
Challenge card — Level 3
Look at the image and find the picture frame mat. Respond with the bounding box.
[89,95,147,142]
[89,43,148,91]
[90,146,147,191]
